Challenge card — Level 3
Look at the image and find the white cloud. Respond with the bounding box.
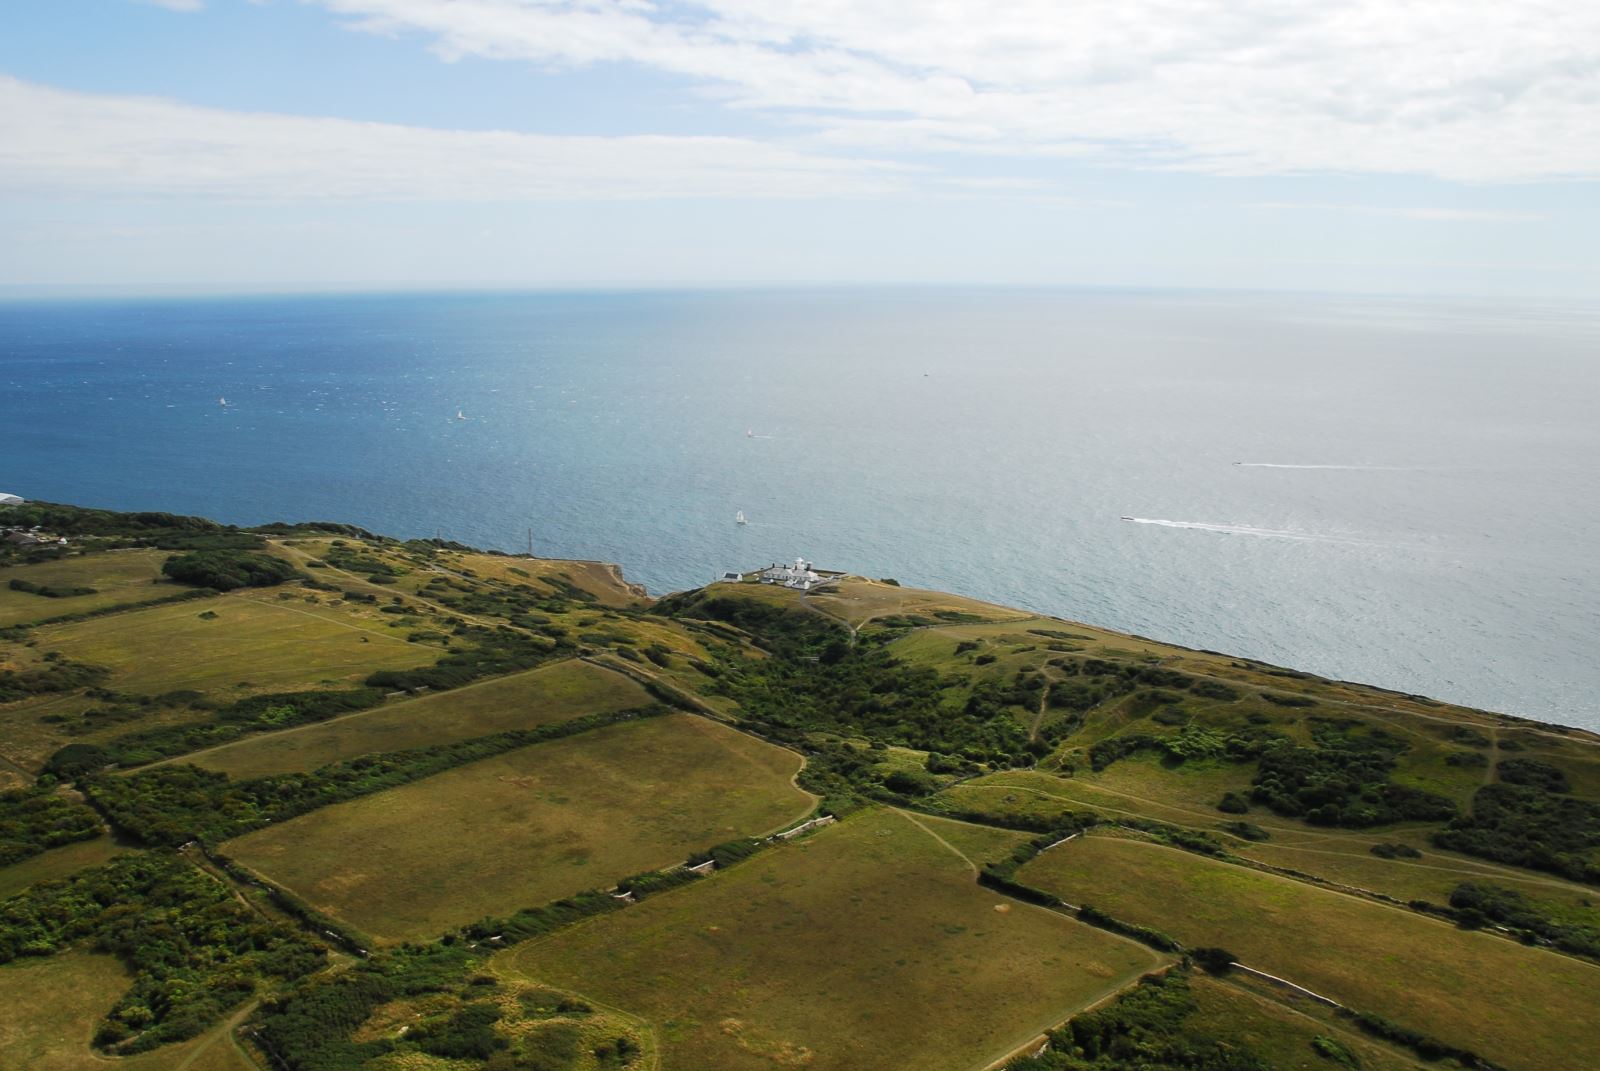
[313,0,1600,182]
[0,76,908,200]
[1251,203,1547,223]
[133,0,205,11]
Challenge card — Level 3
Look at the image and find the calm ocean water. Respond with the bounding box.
[2,289,1596,727]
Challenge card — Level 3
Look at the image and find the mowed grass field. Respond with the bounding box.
[509,809,1164,1071]
[0,550,180,627]
[36,591,434,697]
[1019,834,1600,1070]
[0,953,252,1071]
[226,714,815,942]
[188,659,650,779]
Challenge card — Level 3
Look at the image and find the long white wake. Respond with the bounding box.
[1232,463,1416,470]
[1120,517,1381,546]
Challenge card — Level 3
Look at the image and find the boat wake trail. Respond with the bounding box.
[1119,517,1383,546]
[1232,462,1417,470]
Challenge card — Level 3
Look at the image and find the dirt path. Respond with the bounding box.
[175,1001,260,1071]
[894,808,981,873]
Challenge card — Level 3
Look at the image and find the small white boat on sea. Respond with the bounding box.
[456,409,466,421]
[736,511,748,526]
[218,397,227,406]
[746,428,754,438]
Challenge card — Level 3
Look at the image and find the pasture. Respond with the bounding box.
[1018,833,1600,1070]
[35,590,434,698]
[225,713,814,942]
[508,809,1164,1071]
[0,952,252,1071]
[0,550,178,627]
[189,659,650,779]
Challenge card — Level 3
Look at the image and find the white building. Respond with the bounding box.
[0,493,23,506]
[716,570,744,583]
[759,557,824,590]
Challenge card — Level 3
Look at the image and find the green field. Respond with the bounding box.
[226,713,815,942]
[188,659,650,779]
[508,809,1165,1071]
[0,550,180,627]
[1018,833,1600,1070]
[36,589,435,697]
[0,952,252,1071]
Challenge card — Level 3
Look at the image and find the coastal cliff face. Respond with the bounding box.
[2,502,1598,1071]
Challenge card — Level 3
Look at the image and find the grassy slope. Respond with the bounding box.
[510,809,1164,1071]
[225,713,815,942]
[187,658,650,779]
[1018,832,1600,1070]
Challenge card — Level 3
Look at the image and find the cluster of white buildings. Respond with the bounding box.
[760,557,826,590]
[715,557,832,591]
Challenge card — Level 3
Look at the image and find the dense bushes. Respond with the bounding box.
[1496,758,1571,793]
[1249,720,1455,828]
[0,655,109,702]
[161,548,299,590]
[668,594,1030,764]
[0,854,323,1053]
[1005,971,1268,1071]
[366,627,557,693]
[1433,782,1600,884]
[1449,882,1600,958]
[8,577,95,597]
[49,687,386,771]
[0,788,103,865]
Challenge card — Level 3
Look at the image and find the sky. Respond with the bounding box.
[2,0,1598,297]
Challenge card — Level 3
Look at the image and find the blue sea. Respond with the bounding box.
[3,289,1597,727]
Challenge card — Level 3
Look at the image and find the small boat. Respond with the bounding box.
[456,409,466,421]
[1120,516,1135,521]
[218,397,227,406]
[736,511,748,526]
[746,429,754,438]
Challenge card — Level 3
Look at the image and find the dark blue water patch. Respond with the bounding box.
[3,288,1597,726]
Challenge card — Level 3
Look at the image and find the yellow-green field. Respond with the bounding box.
[187,659,650,779]
[1018,833,1600,1070]
[0,550,180,627]
[226,714,815,942]
[35,590,435,697]
[508,808,1165,1071]
[0,952,253,1071]
[0,837,128,901]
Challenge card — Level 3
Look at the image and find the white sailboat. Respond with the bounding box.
[746,428,754,438]
[735,511,748,526]
[218,396,227,407]
[456,409,466,421]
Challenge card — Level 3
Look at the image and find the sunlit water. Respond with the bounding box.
[3,289,1597,726]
